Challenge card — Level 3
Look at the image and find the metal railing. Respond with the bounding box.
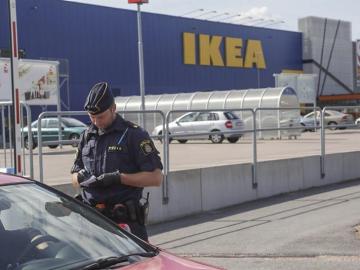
[164,109,256,195]
[37,111,88,183]
[321,106,360,177]
[0,101,33,178]
[35,106,360,205]
[36,110,166,186]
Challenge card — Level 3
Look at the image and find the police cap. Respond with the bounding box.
[84,82,114,115]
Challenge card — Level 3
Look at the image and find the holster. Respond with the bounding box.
[112,203,129,222]
[137,200,149,225]
[93,194,150,225]
[111,200,139,223]
[137,193,150,225]
[114,197,149,225]
[124,200,137,222]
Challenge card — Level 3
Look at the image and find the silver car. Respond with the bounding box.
[300,115,320,132]
[152,111,245,143]
[356,117,360,126]
[303,110,354,130]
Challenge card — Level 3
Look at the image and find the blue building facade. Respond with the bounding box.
[0,0,302,113]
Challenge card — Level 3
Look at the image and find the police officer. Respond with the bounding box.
[71,82,163,241]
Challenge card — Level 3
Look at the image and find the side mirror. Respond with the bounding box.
[175,121,180,126]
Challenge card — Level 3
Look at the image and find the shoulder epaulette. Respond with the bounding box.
[124,120,139,129]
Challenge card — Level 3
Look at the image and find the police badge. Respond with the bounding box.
[140,140,154,155]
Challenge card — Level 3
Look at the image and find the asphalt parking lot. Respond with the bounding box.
[0,129,359,270]
[1,129,359,185]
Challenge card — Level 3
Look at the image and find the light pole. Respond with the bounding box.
[231,16,253,24]
[192,10,216,19]
[251,18,276,26]
[261,20,285,28]
[247,19,266,26]
[128,0,148,128]
[219,13,242,22]
[205,12,229,20]
[8,0,22,175]
[180,8,204,17]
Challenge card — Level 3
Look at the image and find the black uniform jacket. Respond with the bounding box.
[71,115,163,205]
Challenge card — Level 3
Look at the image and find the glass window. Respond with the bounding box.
[195,113,210,121]
[178,112,197,123]
[31,121,38,128]
[328,110,342,115]
[62,118,87,127]
[47,119,59,128]
[224,112,239,120]
[31,119,46,128]
[208,113,219,121]
[305,112,320,119]
[0,183,151,269]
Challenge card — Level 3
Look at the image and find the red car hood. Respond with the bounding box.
[119,251,222,270]
[0,173,30,185]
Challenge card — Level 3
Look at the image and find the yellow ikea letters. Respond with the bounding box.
[183,32,266,69]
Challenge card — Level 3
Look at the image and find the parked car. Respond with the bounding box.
[0,174,222,270]
[302,110,354,130]
[153,111,245,144]
[300,115,320,132]
[356,117,360,126]
[22,117,87,149]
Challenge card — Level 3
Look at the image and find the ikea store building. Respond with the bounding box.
[0,0,357,114]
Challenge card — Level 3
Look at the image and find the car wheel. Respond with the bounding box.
[48,144,58,149]
[300,123,307,132]
[328,121,337,130]
[24,137,37,150]
[227,137,239,143]
[210,130,224,144]
[69,133,80,147]
[177,139,187,144]
[158,131,172,144]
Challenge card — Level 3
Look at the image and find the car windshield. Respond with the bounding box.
[30,119,47,129]
[328,110,343,115]
[305,112,319,119]
[0,183,148,270]
[62,118,87,127]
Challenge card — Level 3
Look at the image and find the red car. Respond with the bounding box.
[0,174,222,270]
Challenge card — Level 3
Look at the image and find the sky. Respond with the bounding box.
[65,0,360,40]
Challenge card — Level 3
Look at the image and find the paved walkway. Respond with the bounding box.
[149,179,360,270]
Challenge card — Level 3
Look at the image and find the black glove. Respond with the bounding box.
[79,175,98,188]
[96,171,121,187]
[80,171,121,188]
[77,169,92,184]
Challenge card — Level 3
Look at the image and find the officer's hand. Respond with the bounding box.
[77,169,91,184]
[96,171,121,187]
[79,175,99,188]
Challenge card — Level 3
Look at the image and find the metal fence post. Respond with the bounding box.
[163,111,170,204]
[252,109,258,188]
[2,106,7,168]
[23,103,34,179]
[7,108,13,168]
[320,109,325,178]
[38,113,44,183]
